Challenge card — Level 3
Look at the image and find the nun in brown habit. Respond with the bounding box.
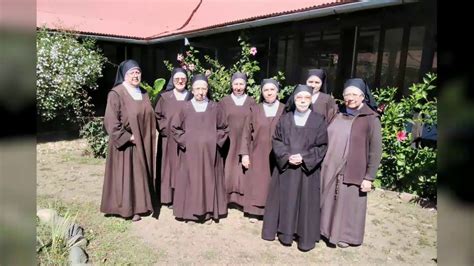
[219,72,256,207]
[100,59,156,222]
[170,74,229,223]
[155,67,192,207]
[240,79,285,220]
[286,69,338,123]
[262,85,328,251]
[320,78,382,248]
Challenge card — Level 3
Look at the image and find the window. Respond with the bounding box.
[276,35,295,79]
[300,30,340,92]
[403,26,425,93]
[355,27,380,88]
[380,28,403,88]
[431,51,437,72]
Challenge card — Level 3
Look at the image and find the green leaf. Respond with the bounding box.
[153,78,166,93]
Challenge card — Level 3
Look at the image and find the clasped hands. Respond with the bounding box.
[289,153,303,166]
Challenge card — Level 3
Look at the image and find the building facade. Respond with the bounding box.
[38,1,437,115]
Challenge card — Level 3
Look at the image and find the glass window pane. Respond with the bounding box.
[380,28,403,88]
[432,51,437,72]
[355,26,380,88]
[276,35,294,76]
[404,26,425,93]
[301,30,340,93]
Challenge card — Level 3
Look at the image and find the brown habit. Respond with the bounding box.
[155,90,191,204]
[320,104,382,246]
[262,111,328,251]
[312,92,338,123]
[170,101,229,221]
[240,102,285,215]
[219,95,256,206]
[100,85,156,218]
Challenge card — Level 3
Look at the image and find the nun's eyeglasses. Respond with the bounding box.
[126,70,141,76]
[295,95,312,101]
[343,93,363,98]
[174,77,187,81]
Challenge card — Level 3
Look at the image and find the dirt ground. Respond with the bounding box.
[37,139,437,265]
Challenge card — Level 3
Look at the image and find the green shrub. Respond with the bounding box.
[80,117,108,158]
[140,78,166,107]
[373,73,437,200]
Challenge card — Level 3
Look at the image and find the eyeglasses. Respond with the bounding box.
[343,93,363,98]
[173,77,187,81]
[126,70,141,76]
[295,95,312,101]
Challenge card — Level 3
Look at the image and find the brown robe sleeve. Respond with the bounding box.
[364,116,382,181]
[104,90,132,149]
[301,118,328,173]
[326,96,338,124]
[171,108,186,150]
[154,96,168,136]
[239,111,253,156]
[216,105,229,148]
[272,115,291,171]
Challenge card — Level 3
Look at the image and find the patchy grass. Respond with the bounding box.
[37,139,438,265]
[371,218,383,226]
[37,219,69,265]
[418,236,432,247]
[58,151,103,165]
[396,254,406,262]
[37,196,158,264]
[411,249,421,256]
[201,250,218,261]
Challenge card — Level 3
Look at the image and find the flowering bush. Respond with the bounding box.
[164,35,293,102]
[37,28,107,124]
[373,73,437,200]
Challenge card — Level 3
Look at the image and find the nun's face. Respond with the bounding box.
[343,86,365,109]
[306,75,323,94]
[124,68,141,87]
[262,83,278,104]
[294,91,312,112]
[231,78,246,96]
[173,72,187,91]
[192,80,208,101]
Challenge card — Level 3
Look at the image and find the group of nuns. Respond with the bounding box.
[101,59,382,252]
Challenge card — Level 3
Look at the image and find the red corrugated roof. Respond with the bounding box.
[37,0,355,40]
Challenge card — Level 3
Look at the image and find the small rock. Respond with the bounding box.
[69,246,88,264]
[68,223,84,238]
[421,223,433,228]
[37,209,59,224]
[398,192,417,202]
[67,234,88,248]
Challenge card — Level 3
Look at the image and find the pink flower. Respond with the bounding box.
[186,51,192,56]
[250,47,257,56]
[177,54,184,62]
[188,63,195,71]
[377,103,386,113]
[396,131,407,142]
[182,65,187,70]
[205,69,212,77]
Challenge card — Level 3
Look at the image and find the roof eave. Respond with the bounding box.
[45,0,406,44]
